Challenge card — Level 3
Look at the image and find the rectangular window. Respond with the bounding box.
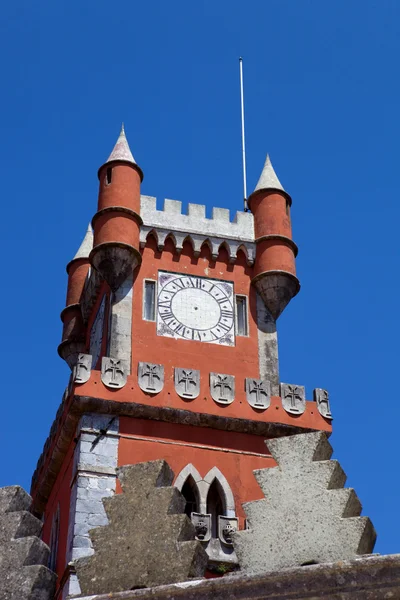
[235,295,248,336]
[143,280,156,321]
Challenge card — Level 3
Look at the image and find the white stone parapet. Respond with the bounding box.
[140,196,255,265]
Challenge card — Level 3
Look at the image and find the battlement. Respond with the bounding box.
[140,196,254,242]
[140,196,255,264]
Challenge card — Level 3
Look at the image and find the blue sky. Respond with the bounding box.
[1,0,399,554]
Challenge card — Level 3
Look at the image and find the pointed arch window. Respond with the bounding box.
[207,479,226,538]
[181,475,199,518]
[48,505,60,573]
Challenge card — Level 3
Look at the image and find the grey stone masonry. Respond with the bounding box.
[140,196,256,264]
[75,460,207,595]
[66,553,400,600]
[233,432,376,574]
[0,486,56,600]
[256,292,279,395]
[63,414,119,599]
[108,272,133,373]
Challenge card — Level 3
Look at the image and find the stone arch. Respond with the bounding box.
[174,464,202,518]
[146,228,159,247]
[236,243,249,264]
[203,467,235,517]
[174,463,202,491]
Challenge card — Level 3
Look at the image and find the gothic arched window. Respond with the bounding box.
[181,475,200,518]
[207,479,226,538]
[48,505,60,573]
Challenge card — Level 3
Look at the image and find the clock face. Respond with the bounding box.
[89,294,106,368]
[157,271,234,346]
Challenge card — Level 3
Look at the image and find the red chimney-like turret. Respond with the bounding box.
[248,155,300,319]
[90,125,143,291]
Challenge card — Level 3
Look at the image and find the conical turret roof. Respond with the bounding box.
[105,124,137,166]
[100,124,143,180]
[73,223,93,260]
[253,154,287,195]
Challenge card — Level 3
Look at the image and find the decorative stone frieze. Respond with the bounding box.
[101,357,127,389]
[210,373,235,405]
[245,378,271,409]
[138,362,164,393]
[73,353,92,384]
[280,383,306,415]
[314,388,332,419]
[192,512,212,542]
[174,368,200,399]
[219,516,239,546]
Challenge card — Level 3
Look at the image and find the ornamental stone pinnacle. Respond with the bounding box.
[74,460,207,594]
[105,123,140,171]
[73,223,93,261]
[233,432,376,574]
[253,154,287,195]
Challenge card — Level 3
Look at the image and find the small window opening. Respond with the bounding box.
[235,295,248,336]
[106,167,113,185]
[143,280,156,321]
[181,476,199,518]
[207,479,225,538]
[48,506,60,573]
[285,199,290,217]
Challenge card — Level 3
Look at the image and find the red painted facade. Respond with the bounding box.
[33,129,332,594]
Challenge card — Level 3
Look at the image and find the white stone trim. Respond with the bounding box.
[174,464,203,491]
[174,464,235,517]
[203,467,236,517]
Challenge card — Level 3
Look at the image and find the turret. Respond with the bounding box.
[248,155,300,319]
[58,224,93,368]
[89,125,143,291]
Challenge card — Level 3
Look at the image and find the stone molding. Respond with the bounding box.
[68,553,400,600]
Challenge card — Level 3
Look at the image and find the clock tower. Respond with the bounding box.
[31,126,332,598]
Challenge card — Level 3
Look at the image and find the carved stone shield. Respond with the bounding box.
[73,353,92,384]
[174,368,200,399]
[245,378,271,409]
[314,388,332,419]
[218,516,239,546]
[138,362,164,394]
[281,383,306,415]
[191,513,211,542]
[101,357,127,389]
[210,373,235,405]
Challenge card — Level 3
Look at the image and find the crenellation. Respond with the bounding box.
[140,195,254,241]
[188,203,206,218]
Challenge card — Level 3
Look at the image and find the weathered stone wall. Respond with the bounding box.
[75,460,207,595]
[233,432,376,573]
[0,486,56,600]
